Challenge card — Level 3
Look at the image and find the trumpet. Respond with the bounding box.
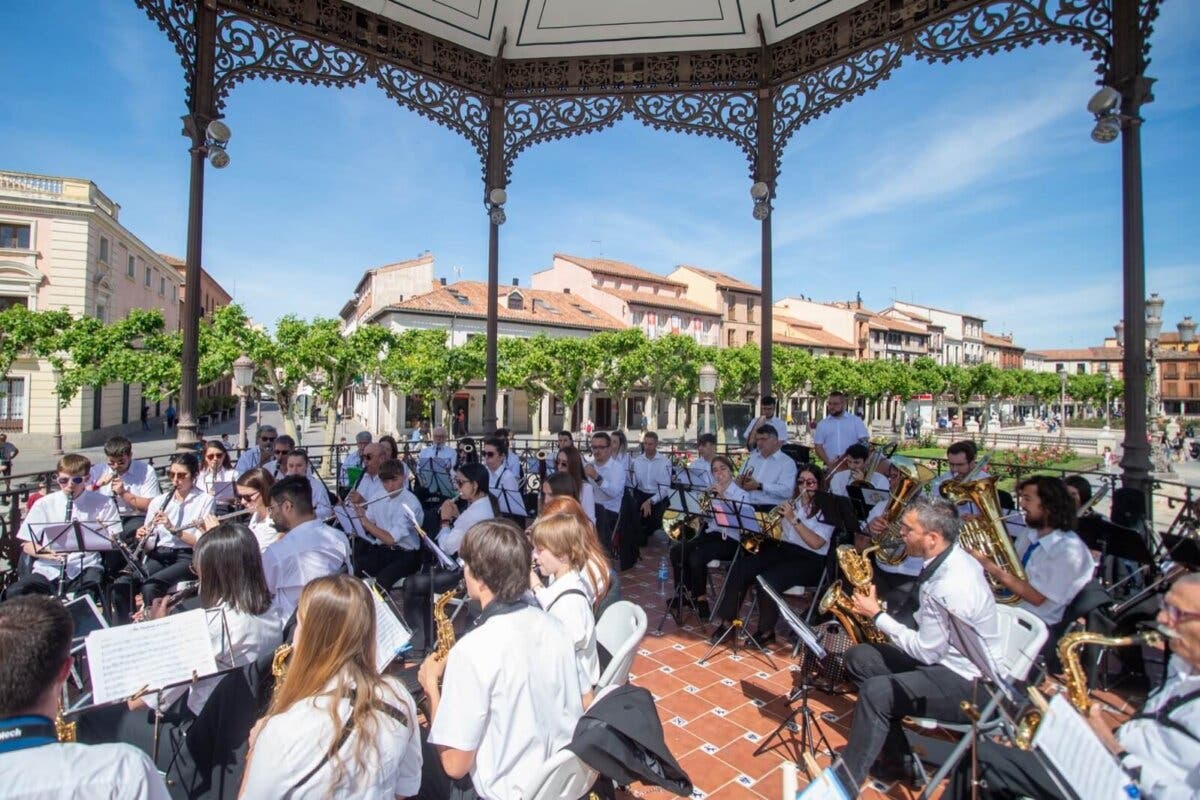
[1076,482,1110,517]
[535,449,547,460]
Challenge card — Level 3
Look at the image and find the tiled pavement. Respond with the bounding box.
[615,534,929,800]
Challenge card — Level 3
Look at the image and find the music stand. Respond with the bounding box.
[1077,516,1152,577]
[26,520,118,597]
[699,498,775,669]
[653,485,712,635]
[813,491,861,536]
[417,462,456,500]
[753,575,835,766]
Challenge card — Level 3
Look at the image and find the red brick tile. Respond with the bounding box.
[677,748,743,795]
[716,732,788,780]
[669,661,722,690]
[657,688,718,721]
[660,716,705,759]
[683,709,751,749]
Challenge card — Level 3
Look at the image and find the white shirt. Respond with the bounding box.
[866,500,923,576]
[578,482,597,522]
[0,740,170,799]
[739,449,797,506]
[589,458,626,513]
[743,415,788,446]
[487,464,525,518]
[302,473,334,522]
[235,447,268,476]
[1014,528,1094,624]
[439,496,495,557]
[365,488,423,550]
[143,487,216,551]
[813,413,868,462]
[248,510,279,552]
[18,489,120,581]
[197,467,239,504]
[89,460,161,516]
[1118,655,1200,799]
[339,448,365,486]
[418,442,458,472]
[262,518,351,619]
[875,545,1004,682]
[781,502,835,555]
[632,453,672,503]
[534,570,600,689]
[503,451,521,478]
[429,604,583,800]
[148,603,283,717]
[355,472,385,504]
[242,676,421,800]
[829,468,889,499]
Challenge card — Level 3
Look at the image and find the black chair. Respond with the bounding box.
[1111,487,1147,530]
[1042,579,1113,676]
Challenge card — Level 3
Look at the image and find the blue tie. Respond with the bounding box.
[1020,539,1041,568]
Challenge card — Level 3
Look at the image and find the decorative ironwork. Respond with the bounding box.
[132,0,197,107]
[630,93,757,175]
[503,95,627,178]
[375,64,490,167]
[213,11,369,110]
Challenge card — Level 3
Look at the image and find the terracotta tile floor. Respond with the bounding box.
[615,535,936,800]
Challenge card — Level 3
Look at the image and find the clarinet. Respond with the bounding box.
[131,489,173,560]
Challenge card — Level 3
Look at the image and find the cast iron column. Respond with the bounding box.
[176,0,218,452]
[1112,0,1155,514]
[483,80,506,435]
[755,53,776,399]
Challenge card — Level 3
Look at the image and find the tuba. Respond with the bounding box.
[942,475,1026,604]
[1012,627,1164,749]
[849,441,894,489]
[870,459,936,565]
[818,545,889,645]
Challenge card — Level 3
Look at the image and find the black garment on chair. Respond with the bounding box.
[1111,487,1147,530]
[568,684,692,797]
[613,490,641,572]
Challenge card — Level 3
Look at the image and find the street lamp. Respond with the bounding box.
[1057,366,1068,439]
[233,354,255,451]
[1145,292,1164,420]
[1100,363,1112,431]
[50,363,64,456]
[699,363,718,437]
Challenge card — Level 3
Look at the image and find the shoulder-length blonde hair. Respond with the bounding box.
[262,574,405,792]
[537,496,611,606]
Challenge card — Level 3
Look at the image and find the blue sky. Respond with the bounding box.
[1,1,1197,350]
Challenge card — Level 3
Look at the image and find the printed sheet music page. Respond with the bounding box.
[85,608,218,704]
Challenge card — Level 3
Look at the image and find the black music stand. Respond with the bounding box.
[653,485,712,635]
[753,576,834,766]
[699,498,775,668]
[27,520,120,597]
[417,462,455,500]
[1077,516,1152,579]
[813,491,861,536]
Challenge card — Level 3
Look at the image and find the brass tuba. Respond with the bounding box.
[817,545,889,645]
[1012,627,1164,749]
[870,460,936,565]
[942,475,1025,604]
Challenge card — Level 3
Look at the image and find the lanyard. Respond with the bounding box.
[0,716,58,754]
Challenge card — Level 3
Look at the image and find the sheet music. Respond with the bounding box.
[796,767,850,800]
[85,608,218,705]
[333,504,371,542]
[1033,694,1135,800]
[370,587,413,671]
[860,488,889,506]
[399,505,458,570]
[211,481,235,502]
[30,521,79,552]
[74,520,118,551]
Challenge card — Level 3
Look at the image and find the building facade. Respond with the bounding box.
[667,265,760,348]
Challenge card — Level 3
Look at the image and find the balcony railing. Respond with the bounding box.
[0,171,63,197]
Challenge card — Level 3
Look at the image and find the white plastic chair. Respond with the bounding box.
[516,748,599,800]
[595,600,647,690]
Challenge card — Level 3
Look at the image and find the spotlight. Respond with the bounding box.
[488,187,507,206]
[1091,116,1121,144]
[206,119,232,145]
[208,145,231,169]
[749,181,770,200]
[1087,86,1121,115]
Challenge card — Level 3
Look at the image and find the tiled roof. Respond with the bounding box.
[772,314,856,350]
[375,281,624,330]
[1029,347,1124,360]
[982,332,1024,350]
[866,313,927,335]
[555,253,687,288]
[600,287,722,316]
[675,265,760,294]
[158,253,185,268]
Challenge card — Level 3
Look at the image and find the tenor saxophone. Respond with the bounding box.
[817,545,889,645]
[270,643,294,686]
[431,583,464,663]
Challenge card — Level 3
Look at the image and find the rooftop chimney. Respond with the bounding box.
[512,277,519,286]
[439,277,447,286]
[563,287,571,295]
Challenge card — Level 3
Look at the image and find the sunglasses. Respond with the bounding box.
[168,471,191,479]
[204,452,224,460]
[236,490,259,502]
[260,436,276,443]
[799,478,819,486]
[273,449,290,456]
[57,475,86,486]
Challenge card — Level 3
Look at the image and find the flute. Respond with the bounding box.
[167,506,255,535]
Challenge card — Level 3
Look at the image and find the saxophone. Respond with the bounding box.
[55,698,76,742]
[817,545,889,645]
[942,475,1025,604]
[430,583,464,662]
[1012,628,1164,749]
[271,643,294,686]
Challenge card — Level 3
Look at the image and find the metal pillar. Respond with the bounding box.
[482,43,507,436]
[754,34,776,399]
[1111,0,1155,510]
[176,0,218,452]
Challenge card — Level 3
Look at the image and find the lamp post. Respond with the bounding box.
[699,363,718,437]
[1057,366,1068,440]
[1101,364,1112,431]
[1145,292,1164,420]
[232,355,254,451]
[50,364,63,456]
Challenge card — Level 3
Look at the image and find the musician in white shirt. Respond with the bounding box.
[417,426,458,496]
[495,428,523,478]
[544,447,596,523]
[970,476,1094,626]
[859,463,924,626]
[12,453,120,600]
[110,453,216,622]
[262,476,352,621]
[351,459,424,589]
[198,440,239,508]
[337,430,372,489]
[711,465,833,646]
[285,450,333,523]
[419,520,584,800]
[668,455,743,621]
[235,425,277,475]
[734,426,797,508]
[812,391,868,467]
[89,436,161,538]
[584,432,626,551]
[529,513,602,690]
[481,436,525,522]
[347,443,386,505]
[687,433,718,486]
[0,597,169,799]
[930,440,988,518]
[232,468,278,551]
[259,434,298,479]
[742,395,789,451]
[631,432,672,546]
[828,443,889,498]
[840,496,1003,787]
[242,575,422,799]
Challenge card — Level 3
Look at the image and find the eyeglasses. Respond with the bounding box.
[168,471,191,479]
[260,436,276,443]
[483,451,499,458]
[273,449,290,456]
[1163,601,1200,626]
[453,478,470,487]
[204,452,224,460]
[798,478,819,486]
[236,491,259,503]
[56,475,86,486]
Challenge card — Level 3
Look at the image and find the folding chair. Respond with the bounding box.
[595,600,647,690]
[517,747,600,800]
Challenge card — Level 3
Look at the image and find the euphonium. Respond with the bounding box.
[870,461,936,565]
[817,545,889,645]
[1012,627,1165,750]
[943,475,1026,604]
[271,642,294,685]
[849,444,889,489]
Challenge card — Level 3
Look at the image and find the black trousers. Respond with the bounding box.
[353,540,423,589]
[669,533,738,600]
[101,515,146,575]
[402,568,463,653]
[594,505,618,554]
[840,642,974,786]
[5,568,103,601]
[418,726,480,800]
[908,732,1068,799]
[632,490,667,546]
[715,540,824,631]
[109,548,192,622]
[874,568,919,628]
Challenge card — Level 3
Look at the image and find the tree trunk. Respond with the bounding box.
[715,401,726,446]
[646,393,658,430]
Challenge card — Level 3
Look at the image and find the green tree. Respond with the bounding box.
[297,319,396,451]
[381,330,485,430]
[0,306,73,390]
[712,344,759,443]
[642,334,702,427]
[773,347,815,413]
[593,329,650,430]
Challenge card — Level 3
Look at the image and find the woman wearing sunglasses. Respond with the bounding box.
[232,467,277,551]
[198,439,239,510]
[541,446,595,523]
[9,453,121,600]
[402,463,498,657]
[110,453,216,623]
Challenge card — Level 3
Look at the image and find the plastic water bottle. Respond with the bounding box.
[657,556,669,597]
